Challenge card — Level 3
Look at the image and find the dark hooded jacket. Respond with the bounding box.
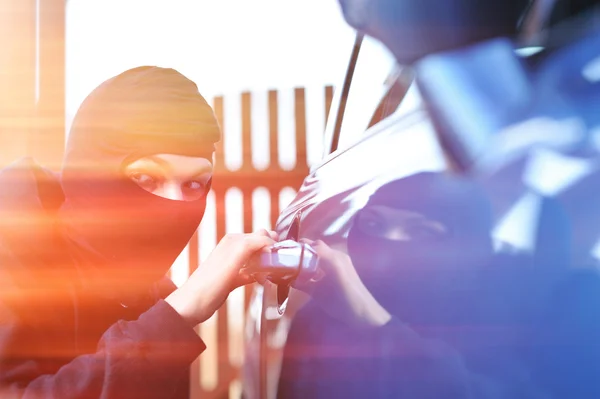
[278,172,546,398]
[528,168,600,399]
[0,66,220,398]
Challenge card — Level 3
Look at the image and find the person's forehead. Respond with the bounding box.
[126,154,213,172]
[153,154,212,166]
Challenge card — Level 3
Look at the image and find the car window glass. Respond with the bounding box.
[336,35,398,150]
[367,67,414,128]
[391,79,424,118]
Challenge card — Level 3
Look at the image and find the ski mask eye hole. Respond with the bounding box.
[129,172,160,193]
[181,177,212,200]
[357,205,447,242]
[124,154,213,202]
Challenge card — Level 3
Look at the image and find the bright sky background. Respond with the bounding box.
[66,0,357,125]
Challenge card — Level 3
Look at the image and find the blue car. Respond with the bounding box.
[243,2,600,398]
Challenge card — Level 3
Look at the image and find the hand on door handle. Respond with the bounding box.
[244,240,319,285]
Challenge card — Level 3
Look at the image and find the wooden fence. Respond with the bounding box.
[166,86,334,398]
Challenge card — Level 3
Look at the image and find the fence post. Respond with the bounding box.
[190,86,334,398]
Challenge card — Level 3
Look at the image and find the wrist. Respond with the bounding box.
[364,300,392,327]
[355,286,391,327]
[165,288,200,327]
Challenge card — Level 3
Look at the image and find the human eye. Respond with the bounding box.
[181,177,211,200]
[128,172,160,193]
[358,210,387,237]
[407,223,446,241]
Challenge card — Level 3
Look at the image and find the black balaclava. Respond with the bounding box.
[59,66,220,298]
[347,172,494,325]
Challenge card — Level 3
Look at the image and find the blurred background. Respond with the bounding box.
[0,0,360,397]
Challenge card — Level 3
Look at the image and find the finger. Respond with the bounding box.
[255,229,279,241]
[299,239,328,262]
[234,268,257,286]
[293,276,315,294]
[239,268,251,279]
[238,268,266,284]
[233,235,276,269]
[268,230,280,241]
[253,274,267,285]
[302,238,326,249]
[305,265,327,286]
[312,240,335,256]
[242,234,277,252]
[311,268,326,283]
[256,228,270,237]
[293,268,327,294]
[231,273,256,290]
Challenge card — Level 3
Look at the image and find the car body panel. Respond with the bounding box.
[243,5,600,399]
[241,46,452,398]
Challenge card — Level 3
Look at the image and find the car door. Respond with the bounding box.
[241,31,452,399]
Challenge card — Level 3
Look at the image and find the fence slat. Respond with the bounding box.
[241,92,253,170]
[243,187,254,310]
[192,86,332,398]
[217,305,231,394]
[268,90,280,172]
[294,88,308,170]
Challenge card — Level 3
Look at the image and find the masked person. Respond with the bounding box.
[279,172,544,398]
[0,66,276,399]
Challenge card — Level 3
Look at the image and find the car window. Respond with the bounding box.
[334,35,399,151]
[290,108,449,249]
[367,66,414,128]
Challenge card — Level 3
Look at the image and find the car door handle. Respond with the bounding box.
[244,240,318,285]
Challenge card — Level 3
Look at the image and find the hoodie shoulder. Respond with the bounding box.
[0,157,65,213]
[0,158,67,276]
